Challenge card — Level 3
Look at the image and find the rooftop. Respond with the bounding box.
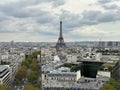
[47,70,78,77]
[0,65,8,72]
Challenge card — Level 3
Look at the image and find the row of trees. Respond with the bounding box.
[99,63,114,71]
[24,83,39,90]
[0,61,10,65]
[0,84,11,90]
[15,65,27,85]
[14,51,41,90]
[96,50,119,55]
[63,63,76,68]
[100,78,120,90]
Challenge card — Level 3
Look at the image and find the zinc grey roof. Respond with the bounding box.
[48,72,76,77]
[0,65,8,72]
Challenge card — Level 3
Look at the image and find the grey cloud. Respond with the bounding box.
[96,0,120,10]
[102,4,119,10]
[98,0,120,4]
[97,0,112,4]
[0,25,20,33]
[63,10,119,31]
[81,11,100,25]
[60,10,81,31]
[59,10,120,32]
[0,1,46,18]
[81,10,120,25]
[52,0,66,7]
[0,0,120,36]
[98,12,118,22]
[60,10,100,31]
[0,0,61,26]
[0,0,57,25]
[0,0,65,18]
[0,29,18,33]
[37,15,56,24]
[0,12,10,21]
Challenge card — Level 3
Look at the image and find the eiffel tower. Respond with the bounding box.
[56,21,66,48]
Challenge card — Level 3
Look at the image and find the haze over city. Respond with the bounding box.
[0,0,120,42]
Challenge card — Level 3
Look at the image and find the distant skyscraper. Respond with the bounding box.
[11,40,14,47]
[115,42,119,46]
[107,41,113,46]
[56,21,66,48]
[98,39,105,50]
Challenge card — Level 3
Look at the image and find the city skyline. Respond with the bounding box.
[0,0,120,42]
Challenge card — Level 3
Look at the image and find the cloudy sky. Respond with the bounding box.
[0,0,120,42]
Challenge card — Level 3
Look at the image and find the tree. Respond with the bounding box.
[63,63,73,68]
[100,78,120,90]
[108,78,120,90]
[28,71,38,83]
[0,61,10,65]
[21,60,29,68]
[32,51,41,59]
[0,84,10,90]
[24,83,39,90]
[15,65,27,81]
[31,60,38,71]
[26,55,33,64]
[100,84,116,90]
[14,79,20,86]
